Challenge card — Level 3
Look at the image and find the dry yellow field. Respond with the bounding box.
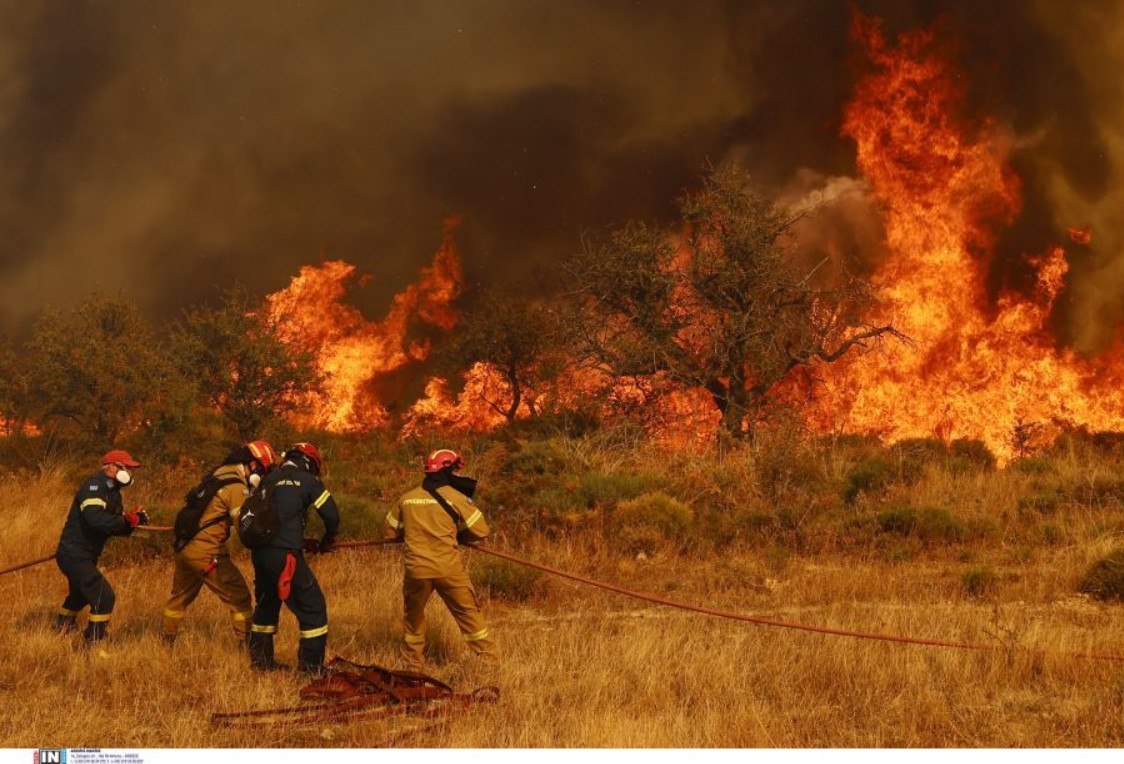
[1,469,1122,748]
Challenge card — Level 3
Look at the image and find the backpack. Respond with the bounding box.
[237,482,280,549]
[172,473,244,552]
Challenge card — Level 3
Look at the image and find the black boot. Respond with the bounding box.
[249,631,288,672]
[297,634,328,675]
[83,619,109,643]
[53,613,78,634]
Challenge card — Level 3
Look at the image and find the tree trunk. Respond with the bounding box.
[706,378,748,439]
[505,365,521,424]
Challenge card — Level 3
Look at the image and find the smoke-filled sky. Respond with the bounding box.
[2,0,1121,347]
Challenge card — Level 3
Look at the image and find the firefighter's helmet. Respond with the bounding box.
[424,448,463,473]
[285,442,324,475]
[246,440,278,472]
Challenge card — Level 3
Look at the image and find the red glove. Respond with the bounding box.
[125,508,149,528]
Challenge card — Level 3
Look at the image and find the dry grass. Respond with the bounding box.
[1,466,1123,748]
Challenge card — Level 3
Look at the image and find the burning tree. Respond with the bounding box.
[444,290,563,424]
[173,287,322,441]
[565,166,899,439]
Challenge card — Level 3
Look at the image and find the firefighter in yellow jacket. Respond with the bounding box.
[384,448,496,666]
[162,441,277,643]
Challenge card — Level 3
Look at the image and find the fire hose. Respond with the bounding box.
[0,525,171,576]
[2,527,1123,663]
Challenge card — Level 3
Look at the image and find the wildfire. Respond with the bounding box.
[815,14,1124,461]
[263,15,1124,461]
[265,217,463,432]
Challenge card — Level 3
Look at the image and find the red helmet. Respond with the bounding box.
[424,448,463,473]
[285,442,323,475]
[246,440,278,472]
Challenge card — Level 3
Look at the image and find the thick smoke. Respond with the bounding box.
[1,0,1120,347]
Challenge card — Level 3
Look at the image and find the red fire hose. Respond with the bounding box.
[463,543,1124,663]
[0,525,172,577]
[3,529,1122,663]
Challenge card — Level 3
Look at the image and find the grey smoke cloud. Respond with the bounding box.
[0,0,1120,348]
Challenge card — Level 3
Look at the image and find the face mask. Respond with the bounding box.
[449,474,478,499]
[248,473,262,489]
[115,469,132,486]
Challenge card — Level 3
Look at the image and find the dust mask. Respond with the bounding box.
[115,469,132,486]
[248,473,262,489]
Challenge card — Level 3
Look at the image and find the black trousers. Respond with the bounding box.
[55,553,115,641]
[249,548,328,670]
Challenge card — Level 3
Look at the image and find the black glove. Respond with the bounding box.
[302,538,321,554]
[318,536,336,554]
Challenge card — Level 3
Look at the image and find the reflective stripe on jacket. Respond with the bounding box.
[56,473,132,560]
[385,484,489,579]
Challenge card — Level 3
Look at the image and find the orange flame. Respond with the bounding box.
[265,218,463,432]
[1067,225,1092,246]
[815,14,1124,461]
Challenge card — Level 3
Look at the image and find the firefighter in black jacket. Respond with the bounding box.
[53,449,148,643]
[248,442,340,674]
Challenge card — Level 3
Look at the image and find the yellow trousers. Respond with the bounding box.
[163,545,253,637]
[401,571,497,665]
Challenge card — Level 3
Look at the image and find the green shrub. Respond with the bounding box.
[1017,489,1062,516]
[579,470,665,508]
[533,485,587,522]
[334,493,388,539]
[844,457,897,504]
[949,438,997,471]
[471,555,546,602]
[1040,524,1063,546]
[702,508,774,547]
[893,437,948,466]
[1010,456,1054,475]
[609,491,694,555]
[500,439,571,477]
[876,507,916,536]
[875,507,966,544]
[754,438,824,502]
[1069,478,1124,506]
[1079,548,1124,602]
[961,566,999,598]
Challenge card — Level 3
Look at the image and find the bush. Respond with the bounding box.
[1011,456,1054,475]
[471,555,546,602]
[949,438,997,471]
[754,435,824,503]
[579,470,666,508]
[500,439,571,477]
[892,437,948,467]
[1017,489,1062,516]
[876,507,966,544]
[961,566,999,598]
[1079,548,1124,602]
[1069,478,1124,507]
[333,493,388,539]
[532,485,587,525]
[844,457,897,504]
[609,491,694,555]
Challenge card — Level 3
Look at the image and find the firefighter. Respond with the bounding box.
[53,449,148,643]
[248,442,340,674]
[384,448,497,667]
[162,440,278,645]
